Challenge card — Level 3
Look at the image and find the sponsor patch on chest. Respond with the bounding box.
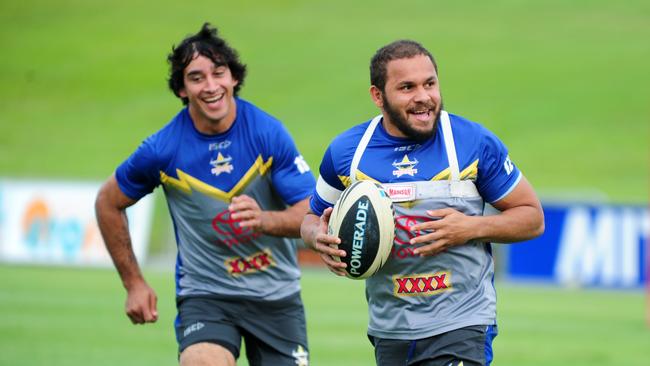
[383,183,416,202]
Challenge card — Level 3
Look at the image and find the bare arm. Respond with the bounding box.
[300,209,347,276]
[475,175,545,242]
[95,175,158,323]
[411,176,545,256]
[230,195,311,238]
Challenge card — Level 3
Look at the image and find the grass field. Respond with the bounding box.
[1,1,649,365]
[0,0,648,203]
[1,265,649,366]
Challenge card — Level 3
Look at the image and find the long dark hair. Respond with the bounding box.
[167,23,247,104]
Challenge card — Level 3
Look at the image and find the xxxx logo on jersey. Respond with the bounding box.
[393,272,451,297]
[225,249,276,276]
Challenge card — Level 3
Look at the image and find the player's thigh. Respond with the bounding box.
[180,342,236,366]
[175,297,243,360]
[239,293,309,366]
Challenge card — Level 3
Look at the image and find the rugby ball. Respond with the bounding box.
[327,180,395,279]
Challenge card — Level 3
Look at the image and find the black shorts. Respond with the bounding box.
[175,293,309,366]
[370,325,498,366]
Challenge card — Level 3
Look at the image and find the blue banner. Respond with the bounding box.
[507,203,649,288]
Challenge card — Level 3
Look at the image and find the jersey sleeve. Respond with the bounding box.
[115,136,161,201]
[309,145,346,216]
[475,128,522,203]
[264,122,316,205]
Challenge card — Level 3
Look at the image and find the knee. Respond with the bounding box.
[180,342,236,366]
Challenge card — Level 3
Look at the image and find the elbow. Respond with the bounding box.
[94,178,125,219]
[531,211,545,239]
[533,220,545,239]
[94,184,108,217]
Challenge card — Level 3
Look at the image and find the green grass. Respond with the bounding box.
[0,265,648,366]
[0,2,649,365]
[0,0,648,203]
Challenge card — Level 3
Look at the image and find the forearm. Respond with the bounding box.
[474,175,545,244]
[411,177,544,256]
[299,209,347,275]
[95,180,145,290]
[97,208,145,288]
[261,210,302,237]
[473,205,544,243]
[300,213,321,248]
[260,198,311,238]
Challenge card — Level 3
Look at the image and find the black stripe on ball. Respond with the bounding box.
[338,195,380,278]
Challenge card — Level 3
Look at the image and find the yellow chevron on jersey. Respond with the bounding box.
[337,174,352,188]
[430,168,451,181]
[335,161,478,209]
[311,112,522,216]
[460,159,478,180]
[356,170,380,183]
[160,155,273,202]
[337,169,384,188]
[339,159,479,187]
[429,159,478,182]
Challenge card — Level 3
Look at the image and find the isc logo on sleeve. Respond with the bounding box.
[294,155,311,174]
[503,156,514,175]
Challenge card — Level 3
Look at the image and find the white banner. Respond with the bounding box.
[0,179,154,267]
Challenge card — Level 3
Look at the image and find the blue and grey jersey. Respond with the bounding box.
[310,111,521,339]
[116,98,316,300]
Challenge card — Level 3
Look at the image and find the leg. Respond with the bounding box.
[237,293,310,366]
[180,342,236,366]
[175,297,242,366]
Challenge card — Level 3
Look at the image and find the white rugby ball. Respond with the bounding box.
[327,180,395,279]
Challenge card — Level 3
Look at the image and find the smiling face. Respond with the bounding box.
[179,53,239,134]
[370,54,442,141]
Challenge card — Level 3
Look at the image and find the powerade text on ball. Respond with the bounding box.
[350,199,369,275]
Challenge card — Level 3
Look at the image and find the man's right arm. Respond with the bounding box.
[300,208,348,276]
[95,174,158,324]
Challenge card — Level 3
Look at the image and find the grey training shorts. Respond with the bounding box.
[371,324,498,366]
[175,293,309,366]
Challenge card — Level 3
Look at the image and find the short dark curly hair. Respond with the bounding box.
[370,40,437,92]
[167,23,247,104]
